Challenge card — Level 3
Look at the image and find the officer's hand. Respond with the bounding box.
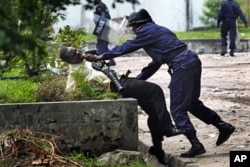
[85,54,98,61]
[245,23,248,28]
[85,54,103,62]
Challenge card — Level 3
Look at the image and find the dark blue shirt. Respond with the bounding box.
[217,0,247,24]
[102,22,186,79]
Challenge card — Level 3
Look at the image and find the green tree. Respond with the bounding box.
[0,0,139,78]
[0,0,80,77]
[200,0,222,26]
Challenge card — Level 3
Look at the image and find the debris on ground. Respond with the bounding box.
[0,128,83,167]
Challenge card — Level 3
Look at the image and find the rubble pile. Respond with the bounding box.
[0,129,83,167]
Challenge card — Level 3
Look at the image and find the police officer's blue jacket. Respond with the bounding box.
[217,0,247,25]
[102,22,187,80]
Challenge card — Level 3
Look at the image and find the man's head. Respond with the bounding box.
[126,9,153,32]
[93,0,100,5]
[60,46,84,64]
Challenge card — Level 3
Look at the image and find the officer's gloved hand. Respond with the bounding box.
[245,23,248,28]
[85,54,99,62]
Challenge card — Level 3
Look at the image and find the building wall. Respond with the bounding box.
[53,0,206,32]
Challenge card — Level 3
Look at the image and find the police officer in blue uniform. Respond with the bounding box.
[85,8,235,159]
[217,0,248,56]
[93,0,116,65]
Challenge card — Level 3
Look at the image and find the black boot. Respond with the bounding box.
[165,127,186,137]
[220,46,227,56]
[180,133,206,158]
[230,49,235,57]
[213,119,235,146]
[148,146,169,165]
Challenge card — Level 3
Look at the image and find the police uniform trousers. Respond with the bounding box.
[96,38,109,54]
[168,49,221,134]
[96,26,110,54]
[118,77,174,146]
[221,19,237,50]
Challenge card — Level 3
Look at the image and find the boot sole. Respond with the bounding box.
[180,149,206,158]
[165,131,184,137]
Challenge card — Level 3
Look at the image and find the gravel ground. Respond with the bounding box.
[113,52,250,167]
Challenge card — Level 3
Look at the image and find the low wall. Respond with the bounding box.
[182,39,250,54]
[0,99,138,155]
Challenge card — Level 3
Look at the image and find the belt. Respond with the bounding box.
[224,18,236,20]
[162,45,187,64]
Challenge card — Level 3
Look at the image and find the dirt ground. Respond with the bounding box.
[113,52,250,167]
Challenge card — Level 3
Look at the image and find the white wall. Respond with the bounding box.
[53,4,82,32]
[191,0,205,28]
[53,0,205,33]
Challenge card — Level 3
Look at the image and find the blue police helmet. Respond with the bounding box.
[126,9,153,27]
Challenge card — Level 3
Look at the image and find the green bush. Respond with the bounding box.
[70,70,119,100]
[36,76,69,102]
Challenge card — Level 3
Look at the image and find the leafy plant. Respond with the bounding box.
[70,69,119,100]
[199,0,222,26]
[53,26,87,49]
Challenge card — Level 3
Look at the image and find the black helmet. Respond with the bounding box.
[126,9,152,27]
